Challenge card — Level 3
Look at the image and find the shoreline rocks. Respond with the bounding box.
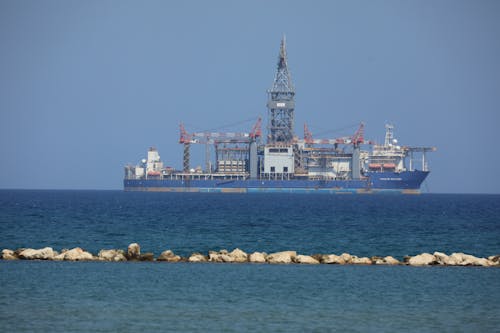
[18,247,55,260]
[321,254,345,264]
[98,249,127,262]
[188,253,207,262]
[2,249,18,260]
[408,253,436,266]
[266,251,297,264]
[249,252,267,263]
[157,250,182,262]
[1,244,499,267]
[54,247,94,261]
[294,255,320,264]
[127,243,141,260]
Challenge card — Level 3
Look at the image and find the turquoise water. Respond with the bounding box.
[1,190,499,332]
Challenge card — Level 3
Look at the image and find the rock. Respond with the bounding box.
[475,258,492,267]
[448,253,488,266]
[188,253,207,262]
[208,251,222,262]
[382,256,400,265]
[266,251,296,264]
[140,253,155,261]
[18,247,55,260]
[2,249,18,260]
[127,243,141,260]
[488,255,500,266]
[448,253,467,265]
[98,249,127,262]
[220,254,234,262]
[488,255,500,262]
[294,254,320,264]
[54,247,94,261]
[208,250,233,263]
[340,253,352,264]
[321,254,346,264]
[371,256,383,263]
[408,253,436,266]
[248,252,267,263]
[229,248,248,263]
[433,252,456,265]
[371,256,400,265]
[157,250,182,262]
[351,256,372,265]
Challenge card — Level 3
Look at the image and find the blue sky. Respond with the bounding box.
[1,1,499,193]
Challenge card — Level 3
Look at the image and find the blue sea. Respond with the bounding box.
[1,190,499,332]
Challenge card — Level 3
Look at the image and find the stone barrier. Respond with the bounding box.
[1,244,499,267]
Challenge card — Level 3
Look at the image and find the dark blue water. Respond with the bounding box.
[1,190,499,332]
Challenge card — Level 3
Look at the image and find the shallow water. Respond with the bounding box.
[1,261,499,332]
[1,190,499,332]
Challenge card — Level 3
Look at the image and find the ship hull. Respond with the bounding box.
[124,171,429,194]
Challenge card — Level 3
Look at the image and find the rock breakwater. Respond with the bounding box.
[2,245,499,267]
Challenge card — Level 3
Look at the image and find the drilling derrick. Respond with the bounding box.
[267,36,295,145]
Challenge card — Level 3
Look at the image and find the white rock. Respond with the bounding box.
[294,255,320,264]
[157,250,182,262]
[408,253,436,266]
[433,252,451,265]
[475,258,492,267]
[448,253,485,266]
[229,248,248,263]
[208,250,233,262]
[18,247,55,260]
[127,243,141,260]
[383,256,400,265]
[98,249,127,262]
[208,251,221,262]
[266,251,296,264]
[340,253,352,263]
[434,251,468,266]
[488,255,500,266]
[248,252,267,263]
[488,255,500,262]
[2,249,18,260]
[221,254,235,262]
[54,247,94,261]
[321,254,345,264]
[351,256,372,265]
[188,253,207,262]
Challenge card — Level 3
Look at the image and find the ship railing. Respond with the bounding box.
[260,172,293,181]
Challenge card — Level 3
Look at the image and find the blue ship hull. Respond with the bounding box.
[124,170,429,194]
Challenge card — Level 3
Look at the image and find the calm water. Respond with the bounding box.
[1,190,499,332]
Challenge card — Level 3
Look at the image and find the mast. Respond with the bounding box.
[267,36,296,144]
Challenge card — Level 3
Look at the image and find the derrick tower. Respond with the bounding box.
[267,36,295,144]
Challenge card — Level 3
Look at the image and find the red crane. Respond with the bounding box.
[302,122,371,146]
[249,117,262,140]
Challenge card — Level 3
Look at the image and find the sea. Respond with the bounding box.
[0,190,499,332]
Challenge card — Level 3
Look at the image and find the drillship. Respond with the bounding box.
[124,38,435,194]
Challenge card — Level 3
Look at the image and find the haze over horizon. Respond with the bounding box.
[1,1,499,193]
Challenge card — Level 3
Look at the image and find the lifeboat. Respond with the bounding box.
[382,163,396,169]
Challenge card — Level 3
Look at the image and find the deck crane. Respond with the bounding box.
[302,122,371,147]
[302,122,372,180]
[249,117,262,140]
[179,118,262,173]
